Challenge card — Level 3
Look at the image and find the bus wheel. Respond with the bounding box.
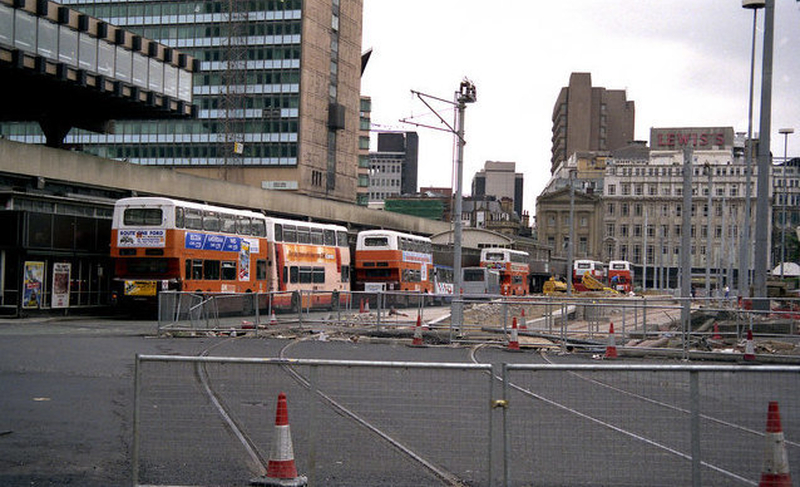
[291,292,301,313]
[331,290,340,311]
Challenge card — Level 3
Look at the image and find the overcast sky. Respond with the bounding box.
[360,0,800,215]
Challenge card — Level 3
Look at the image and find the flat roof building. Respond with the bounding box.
[4,0,364,204]
[551,72,635,173]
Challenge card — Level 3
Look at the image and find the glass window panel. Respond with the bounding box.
[37,18,58,60]
[58,27,79,67]
[148,57,162,92]
[164,64,178,97]
[0,5,13,46]
[115,46,132,82]
[14,12,36,53]
[97,40,115,76]
[78,34,97,71]
[132,52,148,88]
[178,69,192,102]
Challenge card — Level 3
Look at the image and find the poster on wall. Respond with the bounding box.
[51,263,71,309]
[22,261,45,309]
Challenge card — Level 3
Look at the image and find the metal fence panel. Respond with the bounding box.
[504,365,800,487]
[134,356,493,487]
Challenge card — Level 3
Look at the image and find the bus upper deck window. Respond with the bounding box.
[175,207,185,228]
[310,229,323,245]
[284,225,297,243]
[252,220,266,237]
[364,237,388,247]
[324,229,335,246]
[337,231,348,247]
[275,224,283,242]
[203,211,220,232]
[221,214,236,234]
[124,208,163,226]
[237,217,251,235]
[297,227,310,244]
[185,209,203,230]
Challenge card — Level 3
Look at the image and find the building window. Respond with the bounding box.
[607,184,616,195]
[606,223,615,237]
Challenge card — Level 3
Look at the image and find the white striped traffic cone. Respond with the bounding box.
[744,328,756,361]
[605,322,618,359]
[251,392,307,486]
[759,401,792,487]
[411,314,424,347]
[269,311,278,326]
[507,317,520,351]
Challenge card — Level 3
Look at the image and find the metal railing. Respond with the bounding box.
[133,355,800,486]
[156,291,800,361]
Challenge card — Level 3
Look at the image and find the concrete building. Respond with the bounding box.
[550,72,635,173]
[368,131,418,203]
[357,96,371,205]
[772,156,800,268]
[602,127,767,290]
[5,0,364,204]
[471,161,524,218]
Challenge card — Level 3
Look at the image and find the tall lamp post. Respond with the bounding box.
[567,169,575,296]
[740,0,764,297]
[779,128,794,280]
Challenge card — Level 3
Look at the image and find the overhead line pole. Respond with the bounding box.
[400,80,477,336]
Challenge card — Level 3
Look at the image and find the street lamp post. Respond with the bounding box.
[740,0,764,297]
[567,169,575,296]
[779,128,794,280]
[705,163,712,298]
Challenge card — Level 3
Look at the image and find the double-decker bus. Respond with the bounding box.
[110,197,349,310]
[607,260,633,293]
[480,248,529,296]
[354,230,433,294]
[572,259,607,292]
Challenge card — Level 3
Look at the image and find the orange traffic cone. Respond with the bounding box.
[411,315,424,347]
[359,298,365,313]
[744,328,756,361]
[507,317,520,351]
[712,322,722,340]
[519,308,527,330]
[605,322,618,359]
[251,392,307,486]
[759,401,792,487]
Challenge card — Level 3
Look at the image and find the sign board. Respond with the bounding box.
[51,263,71,308]
[22,261,44,309]
[650,127,734,150]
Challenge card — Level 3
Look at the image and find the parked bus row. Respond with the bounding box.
[110,196,536,312]
[571,259,634,293]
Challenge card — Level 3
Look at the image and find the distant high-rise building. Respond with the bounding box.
[471,161,524,217]
[551,72,635,173]
[5,0,364,204]
[368,132,418,202]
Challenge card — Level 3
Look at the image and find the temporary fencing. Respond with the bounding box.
[156,291,800,361]
[134,355,800,486]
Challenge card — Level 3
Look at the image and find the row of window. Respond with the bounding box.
[606,202,741,219]
[605,223,740,240]
[91,142,298,161]
[186,258,268,281]
[69,1,302,19]
[607,183,751,197]
[274,224,347,247]
[606,244,717,265]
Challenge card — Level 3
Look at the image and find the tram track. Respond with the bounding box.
[468,344,760,485]
[193,336,467,486]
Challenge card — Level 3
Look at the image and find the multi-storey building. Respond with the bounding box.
[602,127,768,289]
[10,0,364,203]
[471,161,524,218]
[772,156,800,267]
[357,96,371,205]
[536,127,777,290]
[550,72,635,173]
[367,131,418,203]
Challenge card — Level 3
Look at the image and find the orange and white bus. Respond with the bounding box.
[607,260,633,293]
[110,197,349,310]
[480,248,530,296]
[572,259,607,292]
[354,230,433,294]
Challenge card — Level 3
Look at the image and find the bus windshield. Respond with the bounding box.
[484,252,505,261]
[124,208,163,226]
[364,237,389,247]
